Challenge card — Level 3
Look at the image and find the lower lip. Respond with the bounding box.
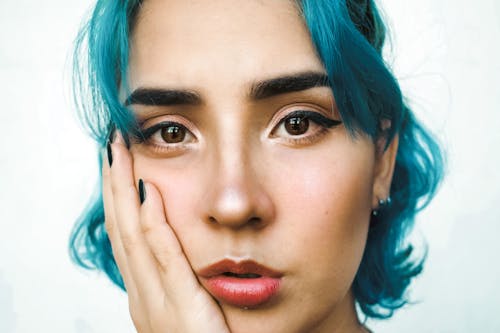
[203,276,281,308]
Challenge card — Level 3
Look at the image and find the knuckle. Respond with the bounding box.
[120,232,140,255]
[151,247,171,273]
[152,246,184,278]
[140,217,156,237]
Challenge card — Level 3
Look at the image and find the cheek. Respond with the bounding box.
[132,156,205,237]
[270,143,375,229]
[267,141,375,286]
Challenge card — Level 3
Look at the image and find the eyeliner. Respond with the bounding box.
[287,110,342,128]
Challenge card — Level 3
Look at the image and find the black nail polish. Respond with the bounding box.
[138,179,146,204]
[108,123,116,144]
[107,142,113,167]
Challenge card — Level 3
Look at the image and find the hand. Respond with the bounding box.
[102,132,230,333]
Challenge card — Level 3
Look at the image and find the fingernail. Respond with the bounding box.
[108,123,116,143]
[107,142,113,167]
[138,179,146,204]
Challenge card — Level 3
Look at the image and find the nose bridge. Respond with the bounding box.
[218,129,250,180]
[203,114,274,229]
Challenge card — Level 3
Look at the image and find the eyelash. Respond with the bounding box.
[133,110,342,154]
[270,110,342,146]
[133,121,195,154]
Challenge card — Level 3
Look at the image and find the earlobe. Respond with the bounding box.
[372,133,399,209]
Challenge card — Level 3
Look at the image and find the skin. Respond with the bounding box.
[103,0,399,332]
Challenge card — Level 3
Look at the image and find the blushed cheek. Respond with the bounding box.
[133,156,202,224]
[268,145,375,265]
[270,152,374,305]
[271,151,374,223]
[133,156,224,265]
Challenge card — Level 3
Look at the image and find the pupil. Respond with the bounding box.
[285,117,309,135]
[161,126,186,143]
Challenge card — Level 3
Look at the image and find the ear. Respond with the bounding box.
[371,132,399,209]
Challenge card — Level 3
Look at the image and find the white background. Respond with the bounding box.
[0,0,499,332]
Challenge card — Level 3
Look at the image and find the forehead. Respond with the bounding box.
[128,0,325,90]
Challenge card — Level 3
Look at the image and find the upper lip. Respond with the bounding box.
[198,259,283,278]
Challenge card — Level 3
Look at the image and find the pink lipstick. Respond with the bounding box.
[198,259,282,308]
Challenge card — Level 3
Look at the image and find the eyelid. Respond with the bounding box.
[136,114,198,139]
[266,104,341,135]
[130,114,199,156]
[282,110,342,128]
[140,121,190,140]
[266,105,343,147]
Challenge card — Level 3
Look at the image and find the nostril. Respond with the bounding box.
[207,216,263,228]
[248,217,262,225]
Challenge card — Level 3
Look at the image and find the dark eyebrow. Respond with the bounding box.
[249,71,330,100]
[125,88,202,106]
[125,71,330,107]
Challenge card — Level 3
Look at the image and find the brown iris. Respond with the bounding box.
[161,125,186,143]
[284,116,309,135]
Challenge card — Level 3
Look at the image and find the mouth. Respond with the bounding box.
[222,272,262,278]
[198,259,282,308]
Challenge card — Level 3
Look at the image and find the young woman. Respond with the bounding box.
[69,0,443,332]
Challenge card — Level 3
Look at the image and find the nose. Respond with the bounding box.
[202,146,275,229]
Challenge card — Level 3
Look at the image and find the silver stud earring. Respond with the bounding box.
[378,196,392,206]
[372,196,392,216]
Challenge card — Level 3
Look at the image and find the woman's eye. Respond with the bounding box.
[138,121,196,148]
[284,116,310,136]
[160,124,187,143]
[272,110,342,143]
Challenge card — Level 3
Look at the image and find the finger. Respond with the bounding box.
[102,145,138,299]
[139,181,204,302]
[140,182,231,333]
[110,132,165,314]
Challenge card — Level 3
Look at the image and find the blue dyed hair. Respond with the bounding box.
[69,0,444,319]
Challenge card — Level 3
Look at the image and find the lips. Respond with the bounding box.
[198,259,282,308]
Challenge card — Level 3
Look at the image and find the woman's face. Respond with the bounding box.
[127,0,388,332]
